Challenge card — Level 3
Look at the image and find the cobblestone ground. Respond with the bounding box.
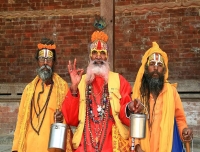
[0,145,11,152]
[1,146,200,152]
[0,135,199,152]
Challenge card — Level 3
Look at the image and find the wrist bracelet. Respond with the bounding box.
[127,103,134,113]
[71,92,78,95]
[70,87,78,96]
[71,90,78,97]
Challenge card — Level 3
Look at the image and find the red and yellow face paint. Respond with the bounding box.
[90,40,108,57]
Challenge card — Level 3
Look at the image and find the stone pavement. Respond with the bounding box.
[0,134,199,152]
[0,145,11,152]
[2,146,200,152]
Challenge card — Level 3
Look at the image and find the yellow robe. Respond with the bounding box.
[12,73,70,152]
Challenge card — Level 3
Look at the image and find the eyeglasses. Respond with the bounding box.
[38,57,53,63]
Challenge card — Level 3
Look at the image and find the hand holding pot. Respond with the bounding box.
[128,99,144,114]
[54,110,63,123]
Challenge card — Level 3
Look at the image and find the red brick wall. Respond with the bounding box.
[0,101,19,135]
[0,14,98,83]
[0,1,200,83]
[0,0,100,83]
[0,0,100,11]
[114,5,200,81]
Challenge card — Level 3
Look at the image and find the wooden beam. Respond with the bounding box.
[100,0,114,70]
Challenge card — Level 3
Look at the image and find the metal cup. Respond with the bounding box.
[130,114,146,138]
[48,123,67,150]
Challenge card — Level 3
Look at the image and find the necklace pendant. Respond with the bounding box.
[97,105,102,112]
[95,137,99,144]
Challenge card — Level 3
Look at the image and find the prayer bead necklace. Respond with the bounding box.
[84,83,110,152]
[30,81,53,135]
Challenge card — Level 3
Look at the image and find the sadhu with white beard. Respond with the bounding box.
[62,31,143,152]
[132,42,193,152]
[12,38,72,152]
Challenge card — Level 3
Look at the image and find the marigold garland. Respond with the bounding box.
[37,43,56,50]
[91,31,108,42]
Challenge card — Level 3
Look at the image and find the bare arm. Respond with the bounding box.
[68,58,84,94]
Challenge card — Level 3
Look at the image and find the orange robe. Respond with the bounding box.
[12,76,69,152]
[149,85,187,152]
[62,75,132,152]
[132,42,188,152]
[135,84,187,152]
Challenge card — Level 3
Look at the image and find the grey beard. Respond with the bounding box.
[37,65,53,82]
[149,78,164,96]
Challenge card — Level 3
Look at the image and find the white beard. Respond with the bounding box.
[85,59,110,84]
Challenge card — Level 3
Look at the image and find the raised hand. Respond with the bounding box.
[68,58,84,92]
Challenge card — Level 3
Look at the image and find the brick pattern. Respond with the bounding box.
[0,14,97,83]
[0,0,100,11]
[182,99,200,137]
[114,7,200,81]
[0,101,19,135]
[0,2,200,83]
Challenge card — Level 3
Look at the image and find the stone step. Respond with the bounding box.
[192,137,200,149]
[0,134,13,145]
[0,134,199,152]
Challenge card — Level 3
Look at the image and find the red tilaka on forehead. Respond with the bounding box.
[154,53,159,61]
[97,40,102,50]
[148,53,164,63]
[147,53,164,66]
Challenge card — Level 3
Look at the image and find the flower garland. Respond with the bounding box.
[37,43,56,50]
[91,31,108,42]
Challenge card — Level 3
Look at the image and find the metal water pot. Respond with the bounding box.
[130,114,146,138]
[48,123,67,151]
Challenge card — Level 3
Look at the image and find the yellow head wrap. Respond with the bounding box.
[132,42,168,100]
[132,42,176,152]
[147,53,164,67]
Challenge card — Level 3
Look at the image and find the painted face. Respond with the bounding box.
[147,53,165,78]
[38,49,53,64]
[147,53,164,67]
[90,40,108,58]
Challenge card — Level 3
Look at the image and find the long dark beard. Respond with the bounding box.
[86,59,110,84]
[145,71,164,97]
[36,65,53,82]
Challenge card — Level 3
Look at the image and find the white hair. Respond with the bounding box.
[85,59,110,84]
